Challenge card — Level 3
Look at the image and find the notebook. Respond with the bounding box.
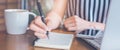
[34,32,74,50]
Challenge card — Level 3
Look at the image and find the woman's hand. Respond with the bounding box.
[64,15,105,33]
[64,15,91,33]
[29,11,62,38]
[45,11,62,30]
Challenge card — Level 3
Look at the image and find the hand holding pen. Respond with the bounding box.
[36,0,49,39]
[29,0,62,39]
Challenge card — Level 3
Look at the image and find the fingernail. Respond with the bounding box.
[46,28,51,31]
[42,31,46,34]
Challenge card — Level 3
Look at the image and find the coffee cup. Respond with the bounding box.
[4,9,36,34]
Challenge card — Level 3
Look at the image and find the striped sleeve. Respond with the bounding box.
[66,0,111,36]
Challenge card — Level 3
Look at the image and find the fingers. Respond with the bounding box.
[29,16,49,39]
[64,16,81,31]
[64,17,75,24]
[75,30,82,34]
[45,17,53,31]
[45,15,61,30]
[34,16,48,31]
[64,15,91,32]
[46,20,53,30]
[64,21,76,28]
[29,16,48,33]
[46,18,57,30]
[29,21,46,34]
[64,21,77,31]
[67,26,77,31]
[34,32,47,39]
[64,18,74,27]
[64,16,76,29]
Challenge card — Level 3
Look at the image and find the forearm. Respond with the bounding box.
[89,22,105,31]
[50,0,68,19]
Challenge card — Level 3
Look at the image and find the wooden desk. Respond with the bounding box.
[0,30,96,50]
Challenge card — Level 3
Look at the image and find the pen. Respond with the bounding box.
[36,0,49,39]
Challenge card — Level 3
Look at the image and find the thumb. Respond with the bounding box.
[45,18,53,31]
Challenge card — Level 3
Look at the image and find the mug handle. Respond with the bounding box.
[27,12,37,30]
[28,12,37,17]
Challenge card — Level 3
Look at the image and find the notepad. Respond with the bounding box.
[34,32,74,50]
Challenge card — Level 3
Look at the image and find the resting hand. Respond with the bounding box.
[64,15,91,33]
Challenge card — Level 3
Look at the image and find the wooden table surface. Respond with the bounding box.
[0,29,96,50]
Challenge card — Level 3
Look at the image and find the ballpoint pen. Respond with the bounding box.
[36,0,49,39]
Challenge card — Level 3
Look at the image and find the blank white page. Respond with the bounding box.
[34,32,74,50]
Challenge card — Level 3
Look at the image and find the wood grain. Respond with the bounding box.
[0,18,5,24]
[0,24,6,31]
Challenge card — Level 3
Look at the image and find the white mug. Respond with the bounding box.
[4,9,36,35]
